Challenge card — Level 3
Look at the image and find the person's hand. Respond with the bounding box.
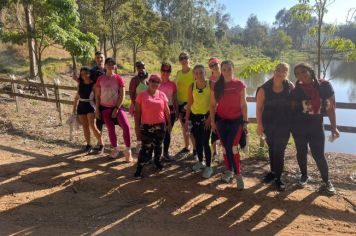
[211,121,217,133]
[167,123,172,133]
[257,124,264,136]
[129,103,135,116]
[95,109,101,119]
[111,107,118,118]
[331,127,340,138]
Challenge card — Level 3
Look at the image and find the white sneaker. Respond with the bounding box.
[221,170,234,183]
[236,174,244,191]
[192,162,206,171]
[202,166,213,179]
[124,147,133,162]
[109,147,120,159]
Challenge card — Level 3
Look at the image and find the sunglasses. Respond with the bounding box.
[161,69,171,73]
[106,63,115,66]
[179,56,188,61]
[209,63,218,69]
[149,80,160,84]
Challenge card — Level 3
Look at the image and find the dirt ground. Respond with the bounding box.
[0,95,355,236]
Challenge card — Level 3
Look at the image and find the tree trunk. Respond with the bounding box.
[71,54,77,76]
[103,34,107,58]
[133,44,137,73]
[24,4,38,80]
[37,52,48,98]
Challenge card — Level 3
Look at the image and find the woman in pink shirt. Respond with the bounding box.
[134,74,171,178]
[210,60,248,190]
[95,58,132,161]
[158,62,178,161]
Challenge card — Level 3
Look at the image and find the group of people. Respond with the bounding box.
[72,50,339,194]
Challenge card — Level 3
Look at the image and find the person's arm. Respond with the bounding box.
[173,90,179,120]
[256,87,265,136]
[112,86,125,117]
[164,101,171,132]
[129,77,139,103]
[184,84,194,130]
[95,84,101,119]
[240,87,248,129]
[72,92,79,114]
[134,102,142,141]
[210,90,217,133]
[326,95,340,137]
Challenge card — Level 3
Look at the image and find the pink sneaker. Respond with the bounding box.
[109,147,120,159]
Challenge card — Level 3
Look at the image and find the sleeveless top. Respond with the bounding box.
[191,81,210,115]
[136,81,148,95]
[176,69,194,104]
[260,79,293,126]
[78,80,95,100]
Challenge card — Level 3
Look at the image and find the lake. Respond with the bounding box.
[242,60,356,154]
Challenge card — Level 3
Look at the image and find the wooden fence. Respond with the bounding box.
[1,75,356,133]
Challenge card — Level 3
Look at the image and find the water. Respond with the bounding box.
[242,60,356,154]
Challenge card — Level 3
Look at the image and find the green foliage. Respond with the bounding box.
[239,60,280,79]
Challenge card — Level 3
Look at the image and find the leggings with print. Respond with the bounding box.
[163,111,176,155]
[217,117,244,175]
[138,123,166,165]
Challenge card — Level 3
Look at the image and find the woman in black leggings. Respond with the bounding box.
[256,63,294,191]
[291,63,339,195]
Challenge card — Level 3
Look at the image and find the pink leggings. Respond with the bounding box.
[101,107,131,148]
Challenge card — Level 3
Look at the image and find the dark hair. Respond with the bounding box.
[294,62,319,87]
[105,57,116,65]
[161,62,172,72]
[214,60,234,101]
[95,51,104,56]
[135,61,145,68]
[78,66,91,83]
[193,64,206,76]
[179,51,190,60]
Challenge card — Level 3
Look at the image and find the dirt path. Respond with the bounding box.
[0,97,355,235]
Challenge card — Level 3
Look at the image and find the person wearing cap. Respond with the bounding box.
[210,60,248,191]
[185,65,213,178]
[176,52,196,157]
[95,58,133,161]
[129,61,149,153]
[158,62,179,162]
[134,74,171,178]
[208,57,221,162]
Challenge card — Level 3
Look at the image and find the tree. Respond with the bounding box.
[0,0,97,97]
[292,0,335,78]
[243,15,268,48]
[125,0,169,72]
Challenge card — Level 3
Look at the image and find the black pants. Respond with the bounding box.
[138,123,166,165]
[163,112,176,154]
[264,123,290,179]
[291,117,329,182]
[190,113,211,167]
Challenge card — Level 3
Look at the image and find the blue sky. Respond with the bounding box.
[219,0,356,27]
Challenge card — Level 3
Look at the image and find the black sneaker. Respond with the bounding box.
[263,172,276,184]
[154,161,164,170]
[93,145,104,154]
[275,178,286,192]
[297,175,309,188]
[83,144,92,153]
[178,147,190,154]
[163,153,175,162]
[134,164,143,178]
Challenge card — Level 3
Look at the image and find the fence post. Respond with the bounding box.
[10,74,19,112]
[54,79,62,125]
